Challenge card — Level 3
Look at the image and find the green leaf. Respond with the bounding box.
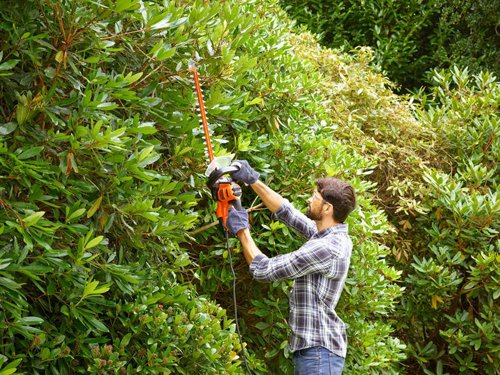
[18,146,44,160]
[83,280,98,297]
[0,359,22,375]
[114,0,139,12]
[17,316,44,325]
[493,289,500,300]
[121,333,132,347]
[55,51,64,63]
[247,97,263,106]
[40,347,50,361]
[0,259,11,270]
[96,102,118,110]
[23,211,45,227]
[85,56,100,63]
[68,208,86,222]
[84,235,103,250]
[87,196,102,218]
[138,146,154,162]
[255,322,269,330]
[124,72,142,84]
[0,122,17,135]
[129,122,157,134]
[0,368,18,375]
[0,59,19,70]
[149,13,172,30]
[94,285,110,294]
[156,47,176,61]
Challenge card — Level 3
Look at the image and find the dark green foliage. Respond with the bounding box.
[432,1,500,76]
[0,0,243,372]
[0,0,405,373]
[3,0,496,374]
[281,0,500,89]
[403,68,500,374]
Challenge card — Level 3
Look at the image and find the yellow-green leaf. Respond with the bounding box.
[94,285,110,295]
[138,146,154,162]
[431,295,443,309]
[23,211,45,227]
[247,97,263,106]
[55,51,64,63]
[68,208,86,222]
[83,280,98,297]
[84,235,103,250]
[87,196,102,218]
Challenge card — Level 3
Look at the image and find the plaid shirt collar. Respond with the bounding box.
[313,223,348,238]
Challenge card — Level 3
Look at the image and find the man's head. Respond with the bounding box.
[306,178,356,223]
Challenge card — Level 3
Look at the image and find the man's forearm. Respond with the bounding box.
[250,180,284,213]
[237,228,262,265]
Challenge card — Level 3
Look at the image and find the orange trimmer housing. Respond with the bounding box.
[207,165,242,229]
[215,180,241,226]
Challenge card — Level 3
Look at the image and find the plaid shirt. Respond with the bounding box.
[249,200,352,357]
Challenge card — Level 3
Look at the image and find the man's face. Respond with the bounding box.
[306,190,327,221]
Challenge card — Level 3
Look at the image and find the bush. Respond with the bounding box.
[0,0,243,372]
[284,29,500,373]
[400,67,499,374]
[280,0,500,90]
[1,0,406,373]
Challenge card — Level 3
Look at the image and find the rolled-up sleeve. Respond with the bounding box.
[275,200,316,239]
[249,241,332,282]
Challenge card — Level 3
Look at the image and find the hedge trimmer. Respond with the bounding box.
[189,63,252,373]
[188,63,242,229]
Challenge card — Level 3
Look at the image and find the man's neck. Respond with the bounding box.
[316,218,340,232]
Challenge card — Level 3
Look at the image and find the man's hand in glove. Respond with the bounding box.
[226,205,249,236]
[231,160,260,185]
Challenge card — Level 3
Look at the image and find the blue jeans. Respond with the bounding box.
[293,346,345,375]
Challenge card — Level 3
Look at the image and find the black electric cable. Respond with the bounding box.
[225,229,253,375]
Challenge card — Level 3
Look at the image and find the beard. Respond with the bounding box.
[306,205,322,221]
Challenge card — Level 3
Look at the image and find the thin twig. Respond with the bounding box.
[102,28,149,40]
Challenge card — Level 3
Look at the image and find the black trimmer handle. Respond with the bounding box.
[230,183,243,210]
[206,165,240,189]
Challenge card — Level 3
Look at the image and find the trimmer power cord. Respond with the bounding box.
[225,229,253,374]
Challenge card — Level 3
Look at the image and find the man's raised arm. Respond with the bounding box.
[231,160,284,213]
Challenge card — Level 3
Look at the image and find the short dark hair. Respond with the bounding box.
[316,177,356,223]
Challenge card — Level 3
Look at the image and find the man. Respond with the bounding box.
[227,160,356,375]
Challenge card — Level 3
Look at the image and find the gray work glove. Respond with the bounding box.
[231,160,260,185]
[226,206,249,236]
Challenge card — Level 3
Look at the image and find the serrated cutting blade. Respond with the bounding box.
[189,65,214,162]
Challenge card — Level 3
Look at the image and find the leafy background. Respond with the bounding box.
[281,0,500,89]
[0,0,498,374]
